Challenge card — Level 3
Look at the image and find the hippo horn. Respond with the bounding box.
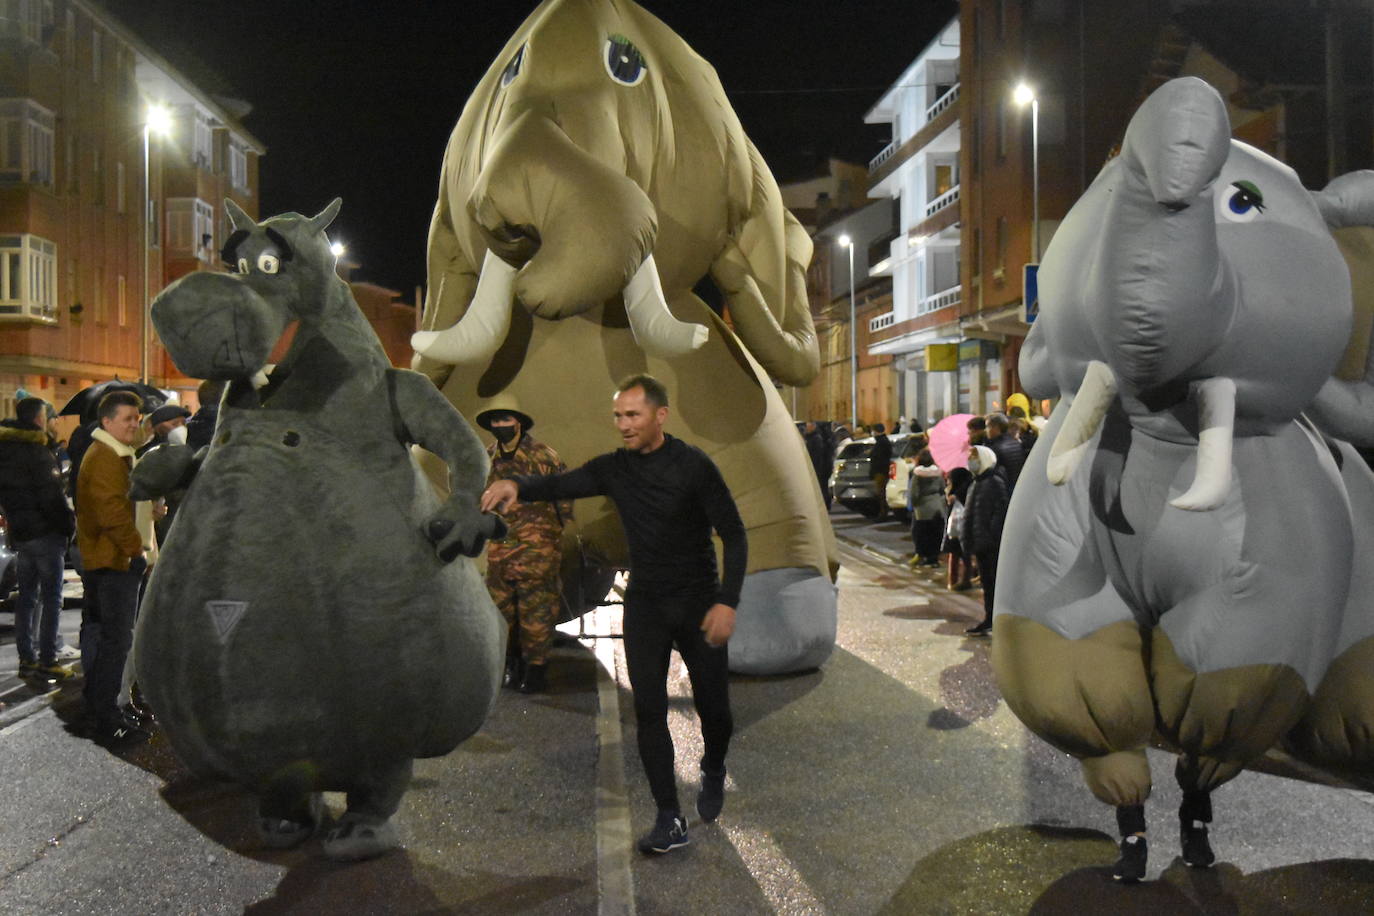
[1169,376,1236,511]
[1046,360,1118,486]
[308,198,343,234]
[411,249,516,364]
[622,254,709,358]
[224,198,256,231]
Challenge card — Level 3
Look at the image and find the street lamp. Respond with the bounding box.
[142,102,172,384]
[1013,82,1041,261]
[839,233,857,428]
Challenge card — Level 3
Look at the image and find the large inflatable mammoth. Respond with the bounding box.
[412,0,838,674]
[993,77,1374,879]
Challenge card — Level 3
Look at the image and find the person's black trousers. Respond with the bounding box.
[80,566,142,727]
[975,549,998,626]
[623,591,734,814]
[911,516,943,562]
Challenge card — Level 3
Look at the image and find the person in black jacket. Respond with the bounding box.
[481,374,746,857]
[802,421,832,507]
[0,398,77,677]
[962,444,1009,637]
[984,413,1026,490]
[868,423,893,520]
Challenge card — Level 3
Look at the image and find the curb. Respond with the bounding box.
[0,688,58,731]
[834,532,909,566]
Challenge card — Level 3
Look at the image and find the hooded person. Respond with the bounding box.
[476,397,572,694]
[962,444,1009,636]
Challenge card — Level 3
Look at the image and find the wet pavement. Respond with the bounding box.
[1,525,1373,913]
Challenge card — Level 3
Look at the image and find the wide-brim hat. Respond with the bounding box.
[475,402,534,433]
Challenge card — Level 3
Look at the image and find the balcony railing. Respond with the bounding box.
[869,311,896,333]
[925,83,960,121]
[869,140,898,172]
[924,185,960,219]
[917,284,962,315]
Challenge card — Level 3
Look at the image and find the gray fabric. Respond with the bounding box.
[730,567,836,675]
[134,200,504,805]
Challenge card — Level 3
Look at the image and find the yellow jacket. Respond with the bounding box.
[77,431,143,571]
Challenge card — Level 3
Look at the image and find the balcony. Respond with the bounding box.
[917,284,962,316]
[925,83,960,121]
[869,311,896,333]
[925,185,960,220]
[869,141,898,173]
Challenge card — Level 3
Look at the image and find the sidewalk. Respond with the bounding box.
[0,573,84,728]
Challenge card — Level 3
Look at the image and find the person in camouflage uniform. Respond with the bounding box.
[478,403,571,694]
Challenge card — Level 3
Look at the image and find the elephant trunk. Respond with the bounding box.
[1091,77,1234,393]
[412,110,706,364]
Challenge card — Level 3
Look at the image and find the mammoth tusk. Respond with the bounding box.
[1169,376,1236,511]
[623,254,709,358]
[1047,361,1118,485]
[410,250,516,365]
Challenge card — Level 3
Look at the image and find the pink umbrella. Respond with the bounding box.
[927,413,976,471]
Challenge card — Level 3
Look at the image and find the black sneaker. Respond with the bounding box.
[1113,834,1147,882]
[1180,821,1215,868]
[636,811,689,854]
[697,766,726,822]
[519,663,548,694]
[96,714,150,748]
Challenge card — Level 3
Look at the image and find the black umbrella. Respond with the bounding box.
[60,380,169,423]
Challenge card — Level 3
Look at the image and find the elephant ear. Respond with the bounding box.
[1307,171,1374,444]
[1312,171,1374,229]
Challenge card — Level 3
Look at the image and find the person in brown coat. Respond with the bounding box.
[76,391,149,746]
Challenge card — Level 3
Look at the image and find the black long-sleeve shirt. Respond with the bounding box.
[515,434,747,608]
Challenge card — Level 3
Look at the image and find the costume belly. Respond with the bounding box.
[134,408,503,786]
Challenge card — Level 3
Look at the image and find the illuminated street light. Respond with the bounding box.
[839,234,857,428]
[1013,82,1041,261]
[330,241,346,258]
[142,103,172,384]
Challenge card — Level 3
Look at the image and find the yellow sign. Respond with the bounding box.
[925,343,958,372]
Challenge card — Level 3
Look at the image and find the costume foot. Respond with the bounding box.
[697,766,726,822]
[258,793,324,850]
[323,814,399,861]
[732,568,837,675]
[636,811,689,855]
[1180,821,1215,868]
[1113,835,1147,882]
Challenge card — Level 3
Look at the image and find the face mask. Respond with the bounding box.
[167,426,188,446]
[493,426,519,445]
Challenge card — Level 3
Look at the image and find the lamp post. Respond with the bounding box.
[1013,82,1041,261]
[839,233,857,428]
[141,103,172,384]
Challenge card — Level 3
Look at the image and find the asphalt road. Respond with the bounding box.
[1,527,1373,913]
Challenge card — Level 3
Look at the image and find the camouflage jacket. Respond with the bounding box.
[487,435,571,561]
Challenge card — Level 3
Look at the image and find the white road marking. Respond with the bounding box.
[583,604,636,916]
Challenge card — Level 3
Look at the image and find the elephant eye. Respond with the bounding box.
[1219,180,1265,223]
[257,252,281,275]
[500,45,525,88]
[604,35,646,86]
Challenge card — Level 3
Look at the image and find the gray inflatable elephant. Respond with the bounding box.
[992,77,1374,880]
[133,199,505,861]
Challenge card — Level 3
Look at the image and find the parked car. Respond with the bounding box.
[832,433,912,517]
[0,512,17,613]
[886,434,932,520]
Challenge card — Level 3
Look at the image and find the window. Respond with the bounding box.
[1,0,43,43]
[167,197,216,260]
[115,160,125,212]
[0,234,57,321]
[91,28,101,83]
[996,216,1008,278]
[0,98,55,186]
[228,142,248,191]
[996,98,1007,160]
[117,273,126,326]
[181,108,213,170]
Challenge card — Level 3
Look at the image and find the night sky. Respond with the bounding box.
[100,0,958,297]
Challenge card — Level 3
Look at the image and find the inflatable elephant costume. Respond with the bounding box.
[994,78,1374,880]
[133,199,505,861]
[412,0,838,675]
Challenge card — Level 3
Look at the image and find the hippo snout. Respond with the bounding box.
[151,272,288,380]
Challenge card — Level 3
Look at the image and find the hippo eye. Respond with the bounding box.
[1219,180,1265,223]
[236,257,249,274]
[500,45,525,88]
[257,252,281,275]
[604,35,646,86]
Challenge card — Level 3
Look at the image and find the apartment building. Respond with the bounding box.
[0,0,264,425]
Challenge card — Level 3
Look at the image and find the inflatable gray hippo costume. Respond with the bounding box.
[132,199,505,861]
[993,78,1374,880]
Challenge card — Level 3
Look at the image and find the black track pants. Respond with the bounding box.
[623,591,734,814]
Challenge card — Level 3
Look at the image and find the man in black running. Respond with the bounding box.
[481,374,746,856]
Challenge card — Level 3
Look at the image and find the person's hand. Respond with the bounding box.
[480,479,519,513]
[700,604,736,648]
[152,499,168,520]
